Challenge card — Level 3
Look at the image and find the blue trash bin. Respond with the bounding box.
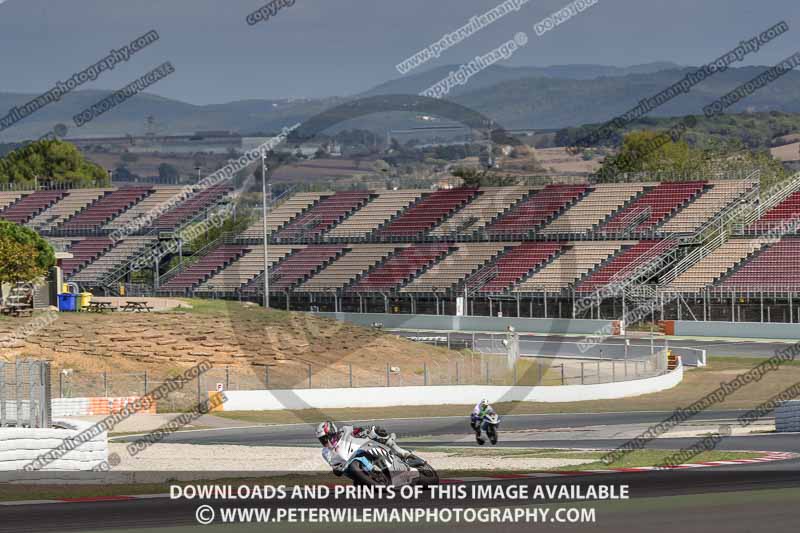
[58,293,77,312]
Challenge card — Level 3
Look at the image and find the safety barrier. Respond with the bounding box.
[776,400,800,432]
[214,359,683,411]
[0,418,107,471]
[51,396,157,417]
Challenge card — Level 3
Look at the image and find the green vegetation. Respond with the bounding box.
[0,220,55,289]
[595,127,789,188]
[0,139,109,188]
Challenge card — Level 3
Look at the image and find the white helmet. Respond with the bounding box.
[315,421,338,447]
[480,399,489,409]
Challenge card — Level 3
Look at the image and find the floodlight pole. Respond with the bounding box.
[262,151,270,308]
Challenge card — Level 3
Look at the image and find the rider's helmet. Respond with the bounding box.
[316,421,339,448]
[480,399,489,409]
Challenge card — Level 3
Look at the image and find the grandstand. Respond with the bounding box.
[5,174,800,324]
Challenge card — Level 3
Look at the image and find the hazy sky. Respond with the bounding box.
[0,0,798,104]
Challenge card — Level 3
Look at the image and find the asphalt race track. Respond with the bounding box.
[4,410,798,533]
[393,331,792,360]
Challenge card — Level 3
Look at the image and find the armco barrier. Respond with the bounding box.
[0,418,107,471]
[672,320,800,339]
[52,396,157,417]
[776,400,800,432]
[216,360,682,411]
[316,312,615,335]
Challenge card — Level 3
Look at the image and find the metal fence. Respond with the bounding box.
[0,359,52,428]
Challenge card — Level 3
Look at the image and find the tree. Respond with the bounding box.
[451,166,518,187]
[0,139,109,188]
[158,163,180,183]
[0,221,55,299]
[597,130,707,181]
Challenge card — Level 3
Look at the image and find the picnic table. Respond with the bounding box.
[121,301,154,313]
[86,301,115,313]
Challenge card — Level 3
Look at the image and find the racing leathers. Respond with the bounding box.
[321,425,411,476]
[470,402,497,438]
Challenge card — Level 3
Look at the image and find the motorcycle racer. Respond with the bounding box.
[470,399,497,441]
[316,421,412,476]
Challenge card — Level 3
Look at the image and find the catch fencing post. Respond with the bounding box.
[580,362,585,385]
[447,333,451,350]
[0,361,5,426]
[349,364,353,388]
[103,371,108,398]
[307,364,312,388]
[386,364,390,387]
[597,360,601,384]
[59,369,63,399]
[423,362,428,386]
[265,366,270,388]
[456,361,460,385]
[225,366,230,391]
[612,360,616,382]
[560,364,564,385]
[143,371,148,395]
[197,373,201,403]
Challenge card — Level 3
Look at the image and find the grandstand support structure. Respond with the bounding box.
[659,171,759,287]
[577,239,679,316]
[96,181,248,292]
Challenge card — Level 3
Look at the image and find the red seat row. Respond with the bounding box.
[275,192,372,240]
[160,245,247,291]
[376,188,479,238]
[600,182,706,234]
[0,190,68,224]
[61,187,152,230]
[348,244,451,291]
[469,242,565,293]
[486,185,587,236]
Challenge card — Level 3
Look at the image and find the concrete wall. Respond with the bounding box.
[317,312,614,335]
[776,401,800,432]
[217,361,682,411]
[673,320,800,340]
[0,419,108,471]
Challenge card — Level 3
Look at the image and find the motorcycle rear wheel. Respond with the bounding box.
[415,463,440,487]
[349,461,390,486]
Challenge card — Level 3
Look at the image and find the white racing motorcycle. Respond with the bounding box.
[476,413,500,445]
[327,431,439,487]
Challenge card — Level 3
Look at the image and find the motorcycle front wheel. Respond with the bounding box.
[415,463,439,487]
[348,461,390,486]
[487,425,498,445]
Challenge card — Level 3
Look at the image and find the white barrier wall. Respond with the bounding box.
[0,419,108,471]
[218,361,683,411]
[775,400,800,432]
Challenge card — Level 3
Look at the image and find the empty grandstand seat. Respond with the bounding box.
[576,240,676,293]
[374,188,479,238]
[273,192,372,241]
[541,184,645,235]
[299,244,404,292]
[197,245,299,293]
[660,180,753,234]
[348,244,452,292]
[467,242,565,294]
[0,190,68,224]
[431,187,532,237]
[668,238,768,291]
[485,184,588,237]
[401,242,510,293]
[327,190,425,239]
[599,181,707,235]
[264,245,345,290]
[748,191,800,234]
[717,237,800,291]
[515,241,632,293]
[59,237,114,276]
[151,183,232,231]
[159,244,247,292]
[60,186,153,231]
[69,236,156,284]
[240,192,326,240]
[28,188,112,233]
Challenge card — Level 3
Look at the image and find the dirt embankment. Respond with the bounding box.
[0,301,465,389]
